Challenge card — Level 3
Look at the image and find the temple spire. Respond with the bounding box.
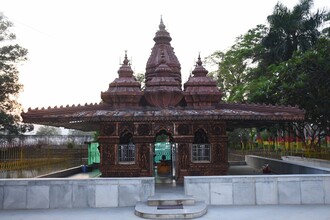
[183,53,222,107]
[117,51,133,77]
[144,18,183,108]
[153,16,172,44]
[159,15,166,30]
[192,53,208,77]
[123,50,129,65]
[196,53,202,66]
[101,50,142,107]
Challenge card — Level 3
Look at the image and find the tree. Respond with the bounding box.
[35,126,62,136]
[277,38,330,140]
[134,72,145,90]
[262,0,328,66]
[252,2,329,149]
[0,13,32,134]
[208,0,329,150]
[249,0,329,104]
[206,25,268,102]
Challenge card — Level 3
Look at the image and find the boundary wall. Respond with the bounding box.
[281,156,330,169]
[185,155,330,205]
[185,174,330,205]
[245,155,330,174]
[0,177,154,210]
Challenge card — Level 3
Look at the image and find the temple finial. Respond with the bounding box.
[196,53,202,66]
[123,50,129,65]
[159,15,166,30]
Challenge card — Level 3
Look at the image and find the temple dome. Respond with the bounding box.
[183,54,222,107]
[101,51,143,107]
[145,18,181,85]
[144,18,183,108]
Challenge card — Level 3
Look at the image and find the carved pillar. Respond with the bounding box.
[177,143,190,182]
[135,123,154,177]
[220,136,228,165]
[99,141,117,176]
[175,132,194,183]
[137,143,153,176]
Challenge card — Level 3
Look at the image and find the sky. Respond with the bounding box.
[1,0,329,112]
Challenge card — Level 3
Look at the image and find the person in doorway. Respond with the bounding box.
[158,154,170,174]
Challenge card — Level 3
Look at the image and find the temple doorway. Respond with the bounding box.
[153,130,177,183]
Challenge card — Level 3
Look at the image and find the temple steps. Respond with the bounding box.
[134,193,207,219]
[148,194,195,206]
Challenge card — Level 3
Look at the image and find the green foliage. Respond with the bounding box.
[277,38,330,135]
[208,0,330,148]
[93,130,99,142]
[227,128,257,150]
[249,1,330,143]
[262,0,328,65]
[206,25,268,102]
[134,72,145,90]
[0,13,32,134]
[35,126,62,136]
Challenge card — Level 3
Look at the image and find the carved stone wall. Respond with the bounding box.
[99,121,228,179]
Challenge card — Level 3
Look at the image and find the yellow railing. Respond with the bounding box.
[0,143,85,178]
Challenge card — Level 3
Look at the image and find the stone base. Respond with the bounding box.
[135,193,207,219]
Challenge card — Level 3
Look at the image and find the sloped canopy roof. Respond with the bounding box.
[22,102,304,131]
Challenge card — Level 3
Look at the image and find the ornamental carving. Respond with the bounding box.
[212,144,222,164]
[101,144,114,165]
[138,124,151,136]
[101,144,108,164]
[154,123,173,135]
[119,123,135,134]
[102,124,116,136]
[139,144,150,170]
[193,124,208,134]
[212,125,222,135]
[177,124,190,135]
[109,145,116,165]
[178,144,189,169]
[220,139,228,162]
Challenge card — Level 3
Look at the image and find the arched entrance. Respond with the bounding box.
[153,130,177,182]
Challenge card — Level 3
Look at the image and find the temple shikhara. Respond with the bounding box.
[22,19,304,181]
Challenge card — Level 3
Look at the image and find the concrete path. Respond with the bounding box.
[1,205,329,220]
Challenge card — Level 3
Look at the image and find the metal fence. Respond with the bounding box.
[0,135,93,178]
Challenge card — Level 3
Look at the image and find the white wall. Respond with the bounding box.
[185,175,330,205]
[0,177,154,210]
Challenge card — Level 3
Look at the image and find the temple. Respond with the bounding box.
[22,18,304,181]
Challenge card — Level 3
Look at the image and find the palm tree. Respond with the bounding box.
[262,0,328,65]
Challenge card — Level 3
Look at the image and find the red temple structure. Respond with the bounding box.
[22,18,304,181]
